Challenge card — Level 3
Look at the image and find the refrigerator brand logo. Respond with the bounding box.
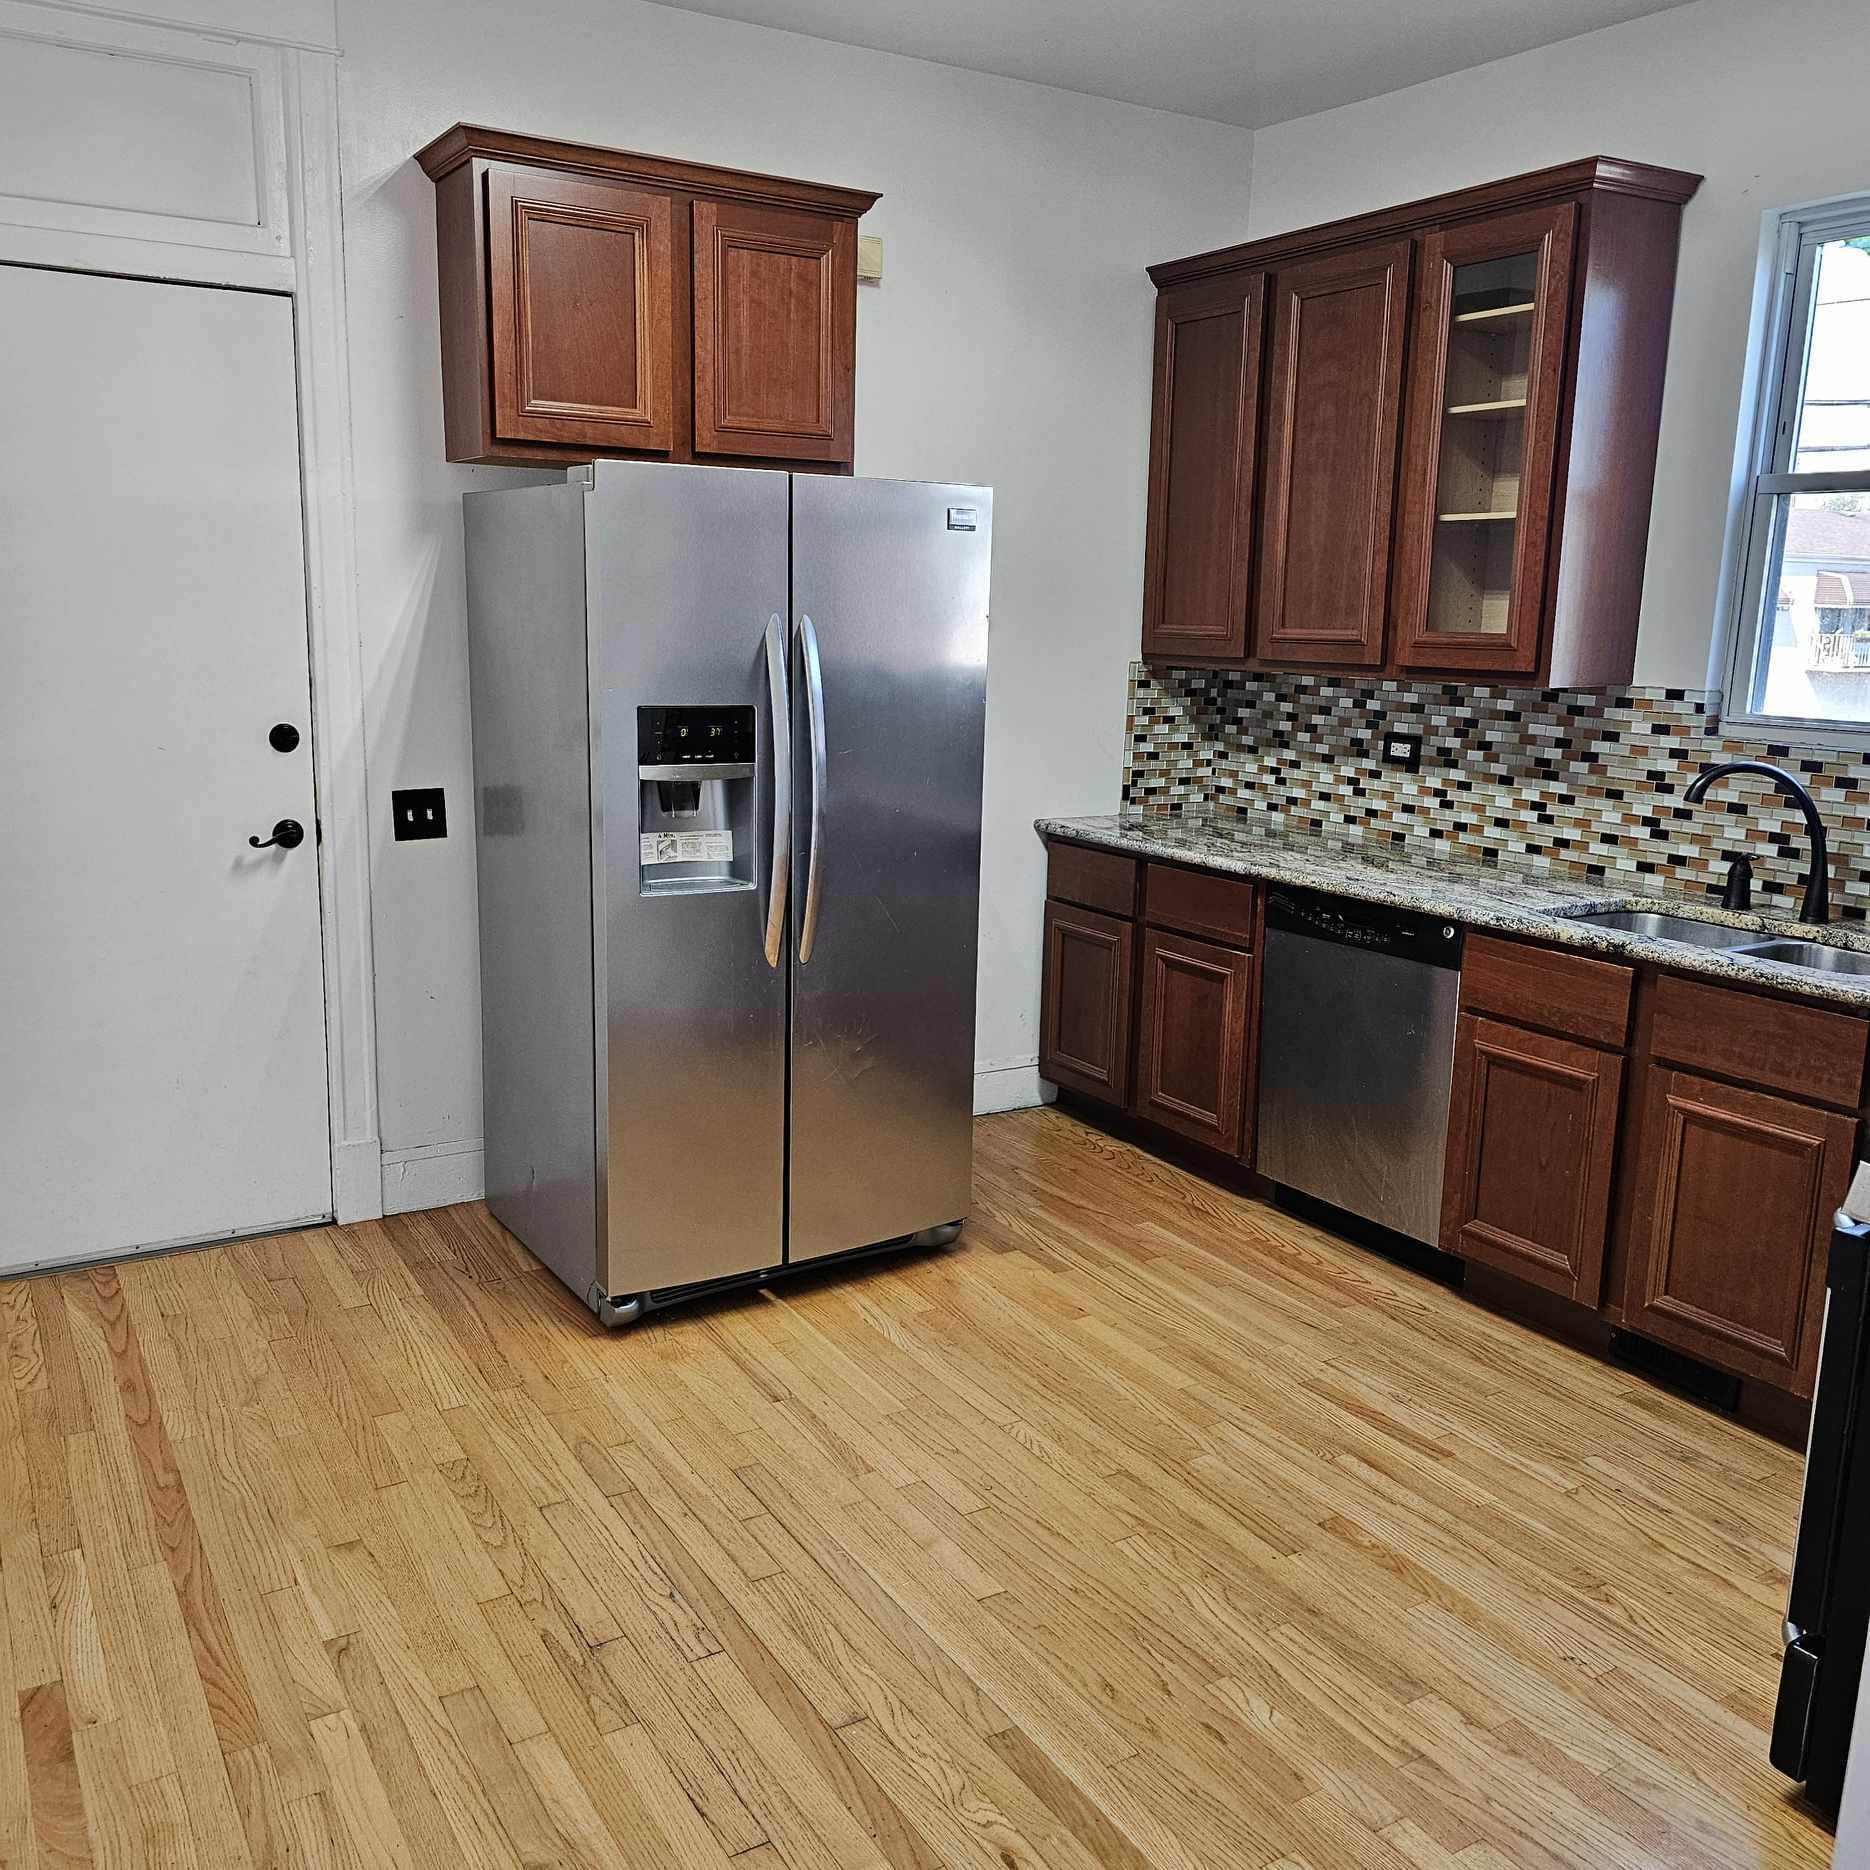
[946,507,979,532]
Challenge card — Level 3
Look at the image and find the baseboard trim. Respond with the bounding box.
[973,1058,1056,1116]
[381,1138,485,1215]
[331,1137,384,1224]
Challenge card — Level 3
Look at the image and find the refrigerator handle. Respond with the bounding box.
[798,612,828,964]
[762,613,791,969]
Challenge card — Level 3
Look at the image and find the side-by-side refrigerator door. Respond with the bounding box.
[585,462,792,1298]
[788,476,991,1263]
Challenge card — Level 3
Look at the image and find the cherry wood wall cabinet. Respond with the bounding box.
[1142,157,1701,684]
[416,125,876,469]
[1252,241,1410,669]
[1140,275,1264,662]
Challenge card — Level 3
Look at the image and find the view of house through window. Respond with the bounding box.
[1739,227,1870,726]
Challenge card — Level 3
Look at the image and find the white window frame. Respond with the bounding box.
[1720,196,1870,747]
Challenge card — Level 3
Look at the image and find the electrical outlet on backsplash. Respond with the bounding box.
[1120,662,1870,921]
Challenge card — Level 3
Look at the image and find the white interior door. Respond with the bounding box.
[0,265,331,1269]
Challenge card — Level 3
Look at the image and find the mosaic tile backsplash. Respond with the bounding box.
[1121,664,1870,921]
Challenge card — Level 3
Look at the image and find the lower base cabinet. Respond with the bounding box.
[1038,899,1134,1105]
[1622,1067,1854,1396]
[1442,1012,1623,1303]
[1040,845,1864,1424]
[1132,927,1253,1154]
[1039,840,1257,1162]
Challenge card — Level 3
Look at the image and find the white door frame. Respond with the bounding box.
[0,0,383,1221]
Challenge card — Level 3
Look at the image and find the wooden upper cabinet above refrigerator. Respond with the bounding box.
[1140,157,1701,685]
[417,125,876,469]
[692,199,855,464]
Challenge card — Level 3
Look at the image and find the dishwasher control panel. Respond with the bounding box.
[1264,886,1462,968]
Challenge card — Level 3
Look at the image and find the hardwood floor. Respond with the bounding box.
[0,1106,1828,1869]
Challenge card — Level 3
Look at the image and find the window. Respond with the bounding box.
[1725,203,1870,736]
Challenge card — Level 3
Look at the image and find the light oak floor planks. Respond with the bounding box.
[0,1107,1829,1869]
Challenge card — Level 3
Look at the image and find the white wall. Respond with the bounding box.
[1245,0,1870,691]
[334,0,1254,1190]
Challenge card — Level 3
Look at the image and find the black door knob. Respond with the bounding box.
[248,818,305,851]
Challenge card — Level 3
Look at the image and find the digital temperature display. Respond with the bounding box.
[636,705,756,766]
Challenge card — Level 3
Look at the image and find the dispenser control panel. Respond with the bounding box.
[637,705,755,767]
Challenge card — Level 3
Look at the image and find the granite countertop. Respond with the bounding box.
[1035,811,1870,1010]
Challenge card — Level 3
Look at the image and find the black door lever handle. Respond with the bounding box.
[248,818,305,851]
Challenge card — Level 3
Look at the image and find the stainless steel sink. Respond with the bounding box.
[1564,909,1763,950]
[1736,940,1870,977]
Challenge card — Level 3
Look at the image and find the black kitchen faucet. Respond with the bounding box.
[1684,760,1830,924]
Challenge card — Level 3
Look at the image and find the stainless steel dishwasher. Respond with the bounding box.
[1256,885,1462,1246]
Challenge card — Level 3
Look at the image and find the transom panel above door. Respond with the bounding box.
[693,199,855,463]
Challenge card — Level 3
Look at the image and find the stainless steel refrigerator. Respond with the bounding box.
[464,462,991,1324]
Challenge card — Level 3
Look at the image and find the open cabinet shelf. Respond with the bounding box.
[1452,300,1535,325]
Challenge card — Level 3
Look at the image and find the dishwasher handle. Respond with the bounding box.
[1264,885,1463,968]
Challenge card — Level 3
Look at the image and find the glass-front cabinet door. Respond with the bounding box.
[1391,203,1577,672]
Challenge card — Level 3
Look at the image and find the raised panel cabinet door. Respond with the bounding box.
[1441,1014,1621,1302]
[1141,273,1265,662]
[693,198,855,462]
[1133,928,1253,1153]
[1624,1068,1855,1394]
[486,166,675,451]
[1253,239,1410,668]
[1039,899,1135,1106]
[1393,203,1578,675]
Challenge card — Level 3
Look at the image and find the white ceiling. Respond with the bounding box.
[644,0,1692,128]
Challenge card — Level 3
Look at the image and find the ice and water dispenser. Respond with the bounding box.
[636,704,757,895]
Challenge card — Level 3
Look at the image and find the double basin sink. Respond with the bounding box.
[1564,907,1870,978]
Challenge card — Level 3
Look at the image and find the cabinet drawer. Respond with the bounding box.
[1143,863,1256,947]
[1650,974,1868,1109]
[1460,934,1632,1049]
[1045,841,1138,919]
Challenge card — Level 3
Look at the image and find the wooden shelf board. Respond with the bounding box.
[1453,301,1536,325]
[1445,397,1528,416]
[1438,510,1519,523]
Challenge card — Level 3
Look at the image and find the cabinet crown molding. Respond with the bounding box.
[1147,155,1701,287]
[414,122,879,220]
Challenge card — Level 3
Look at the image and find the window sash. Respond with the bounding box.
[1722,200,1870,739]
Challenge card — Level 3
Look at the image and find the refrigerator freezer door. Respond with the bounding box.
[788,477,991,1263]
[586,462,791,1297]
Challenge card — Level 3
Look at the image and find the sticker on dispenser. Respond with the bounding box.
[641,830,733,866]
